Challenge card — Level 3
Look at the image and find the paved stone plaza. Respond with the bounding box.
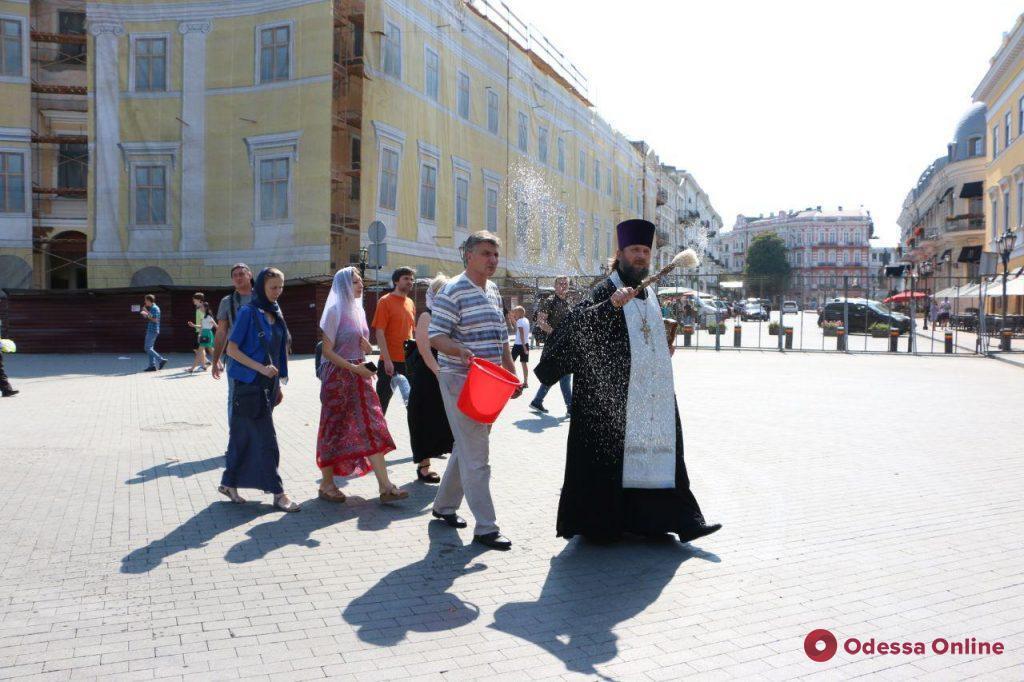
[0,351,1022,680]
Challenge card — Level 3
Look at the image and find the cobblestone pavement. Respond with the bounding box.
[0,351,1022,680]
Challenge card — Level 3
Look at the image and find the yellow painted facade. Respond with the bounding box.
[0,0,33,287]
[975,13,1024,276]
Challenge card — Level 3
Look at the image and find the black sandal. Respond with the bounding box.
[417,464,441,483]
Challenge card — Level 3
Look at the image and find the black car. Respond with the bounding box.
[817,299,910,333]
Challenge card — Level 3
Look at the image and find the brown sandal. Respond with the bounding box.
[218,485,246,504]
[318,488,347,503]
[379,485,409,503]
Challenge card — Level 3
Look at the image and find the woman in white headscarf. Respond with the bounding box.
[316,267,408,503]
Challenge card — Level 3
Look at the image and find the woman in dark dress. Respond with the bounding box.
[406,274,453,482]
[219,267,300,512]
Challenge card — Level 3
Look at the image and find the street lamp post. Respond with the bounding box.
[358,246,368,281]
[997,227,1018,351]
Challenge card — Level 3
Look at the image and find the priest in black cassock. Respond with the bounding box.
[535,219,721,544]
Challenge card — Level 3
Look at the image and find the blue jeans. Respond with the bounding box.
[144,329,165,368]
[533,374,572,409]
[226,358,235,421]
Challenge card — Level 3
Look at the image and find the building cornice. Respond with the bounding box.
[973,13,1024,102]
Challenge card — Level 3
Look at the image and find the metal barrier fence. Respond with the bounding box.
[474,272,1024,356]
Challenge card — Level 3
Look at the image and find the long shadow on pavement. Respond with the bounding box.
[490,537,720,676]
[343,521,488,646]
[223,481,434,563]
[125,455,224,484]
[120,502,273,573]
[512,414,566,433]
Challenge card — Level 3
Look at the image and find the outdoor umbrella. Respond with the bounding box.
[883,291,929,303]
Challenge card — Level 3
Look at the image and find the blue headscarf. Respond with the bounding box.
[251,267,289,337]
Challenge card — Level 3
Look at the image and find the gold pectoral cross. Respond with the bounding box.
[640,317,652,345]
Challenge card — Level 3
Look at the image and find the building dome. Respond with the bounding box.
[949,102,987,162]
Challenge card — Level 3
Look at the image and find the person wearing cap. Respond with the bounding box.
[212,263,254,420]
[535,218,721,545]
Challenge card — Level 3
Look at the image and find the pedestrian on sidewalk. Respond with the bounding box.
[371,266,417,414]
[406,273,452,483]
[529,275,572,415]
[186,292,209,373]
[220,267,300,512]
[429,230,522,551]
[140,294,167,372]
[0,318,17,397]
[211,263,254,420]
[511,305,530,388]
[316,267,409,505]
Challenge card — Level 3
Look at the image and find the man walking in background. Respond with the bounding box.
[530,275,573,415]
[141,294,167,372]
[212,263,254,420]
[372,266,416,413]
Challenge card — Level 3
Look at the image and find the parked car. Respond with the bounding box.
[781,301,799,314]
[817,299,910,333]
[685,294,720,324]
[741,302,769,321]
[713,300,730,319]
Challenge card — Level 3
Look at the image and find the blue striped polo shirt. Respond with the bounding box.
[428,272,507,374]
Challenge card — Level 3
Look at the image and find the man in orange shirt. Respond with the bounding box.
[371,266,417,413]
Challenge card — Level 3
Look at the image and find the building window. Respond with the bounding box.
[515,193,528,245]
[517,112,528,153]
[259,158,289,220]
[1003,189,1010,231]
[837,251,845,266]
[557,211,566,253]
[0,152,25,212]
[134,165,167,225]
[259,25,290,83]
[486,186,498,232]
[58,143,87,189]
[629,182,634,211]
[538,127,548,165]
[134,37,167,91]
[992,196,998,235]
[455,176,468,230]
[593,159,600,191]
[419,163,437,221]
[1020,96,1024,136]
[578,150,585,182]
[606,168,612,196]
[970,136,983,157]
[993,125,999,157]
[487,90,499,134]
[556,137,565,173]
[593,216,600,260]
[378,147,399,210]
[424,47,439,101]
[457,71,470,120]
[350,136,361,199]
[0,19,22,77]
[382,21,401,79]
[578,217,586,259]
[58,12,86,64]
[1018,182,1023,229]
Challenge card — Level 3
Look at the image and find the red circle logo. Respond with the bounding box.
[804,629,838,662]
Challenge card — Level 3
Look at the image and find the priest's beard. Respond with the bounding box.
[617,261,650,288]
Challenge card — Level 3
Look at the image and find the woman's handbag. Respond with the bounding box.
[232,379,270,419]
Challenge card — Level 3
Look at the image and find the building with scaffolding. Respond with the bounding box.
[0,0,87,290]
[0,0,721,289]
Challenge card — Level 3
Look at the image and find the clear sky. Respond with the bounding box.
[505,0,1022,245]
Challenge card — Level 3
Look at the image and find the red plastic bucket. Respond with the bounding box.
[457,358,521,423]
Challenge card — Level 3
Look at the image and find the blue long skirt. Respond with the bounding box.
[221,378,284,495]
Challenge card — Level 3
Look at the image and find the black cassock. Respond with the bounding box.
[535,277,713,542]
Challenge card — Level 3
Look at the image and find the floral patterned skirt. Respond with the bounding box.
[317,363,396,477]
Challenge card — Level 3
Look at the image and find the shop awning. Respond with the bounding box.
[959,181,984,198]
[885,265,907,277]
[981,274,1024,297]
[957,245,982,263]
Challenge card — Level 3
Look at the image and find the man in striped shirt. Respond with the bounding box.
[429,230,521,551]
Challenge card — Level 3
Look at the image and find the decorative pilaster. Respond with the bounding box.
[178,20,212,252]
[88,21,124,253]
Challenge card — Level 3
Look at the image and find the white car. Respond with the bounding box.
[781,301,799,314]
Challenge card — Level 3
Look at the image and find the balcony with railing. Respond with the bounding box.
[945,213,985,232]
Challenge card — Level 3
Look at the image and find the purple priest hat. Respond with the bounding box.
[616,219,655,250]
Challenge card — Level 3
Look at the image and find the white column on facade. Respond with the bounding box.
[89,20,124,253]
[178,20,211,252]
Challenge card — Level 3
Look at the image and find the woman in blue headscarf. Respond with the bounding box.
[220,267,300,512]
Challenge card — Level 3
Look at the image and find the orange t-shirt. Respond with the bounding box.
[371,293,416,362]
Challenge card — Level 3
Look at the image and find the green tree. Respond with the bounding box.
[744,232,791,297]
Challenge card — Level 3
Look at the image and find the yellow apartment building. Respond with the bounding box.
[0,0,718,289]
